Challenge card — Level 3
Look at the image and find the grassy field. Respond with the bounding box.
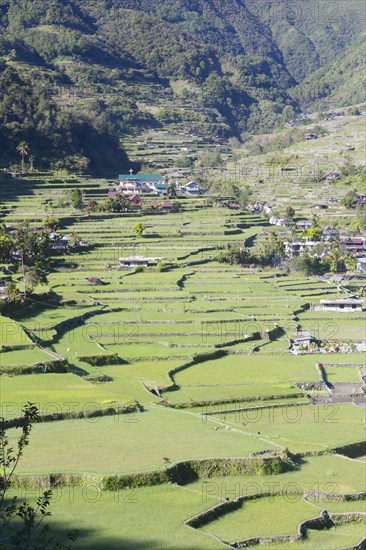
[193,454,366,496]
[0,110,365,548]
[12,406,274,475]
[259,524,366,550]
[44,484,223,550]
[221,403,365,452]
[199,495,318,541]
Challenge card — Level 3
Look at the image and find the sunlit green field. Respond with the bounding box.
[11,406,274,475]
[1,111,365,548]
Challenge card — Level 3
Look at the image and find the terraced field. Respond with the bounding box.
[0,114,365,549]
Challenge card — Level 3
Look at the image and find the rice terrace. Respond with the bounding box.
[0,1,365,548]
[0,105,365,548]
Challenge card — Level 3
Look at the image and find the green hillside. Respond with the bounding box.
[0,0,364,173]
[292,33,366,110]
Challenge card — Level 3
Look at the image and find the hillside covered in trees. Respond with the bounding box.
[292,33,366,110]
[0,0,364,174]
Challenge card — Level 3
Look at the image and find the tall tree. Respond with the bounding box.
[16,141,29,173]
[23,266,48,293]
[0,235,13,261]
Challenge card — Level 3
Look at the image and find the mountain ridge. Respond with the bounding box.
[0,0,364,173]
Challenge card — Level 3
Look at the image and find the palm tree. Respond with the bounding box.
[327,248,345,273]
[16,141,29,173]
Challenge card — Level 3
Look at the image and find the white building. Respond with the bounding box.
[178,181,201,196]
[283,240,319,258]
[320,298,364,312]
[356,257,366,274]
[119,256,162,269]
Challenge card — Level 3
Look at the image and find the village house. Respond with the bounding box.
[150,200,160,210]
[339,236,366,257]
[5,225,15,235]
[117,172,164,195]
[116,180,146,195]
[248,202,271,214]
[49,233,71,250]
[160,201,174,213]
[356,257,366,274]
[119,256,162,269]
[178,181,201,196]
[322,225,339,240]
[297,220,312,230]
[323,172,340,182]
[128,194,143,211]
[356,194,366,206]
[320,298,364,312]
[269,216,292,227]
[149,200,176,213]
[290,331,319,353]
[151,182,169,195]
[283,240,319,258]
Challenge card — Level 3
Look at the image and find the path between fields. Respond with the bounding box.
[20,322,65,361]
[149,402,283,450]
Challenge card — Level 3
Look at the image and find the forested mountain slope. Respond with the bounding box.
[0,0,364,173]
[291,33,366,110]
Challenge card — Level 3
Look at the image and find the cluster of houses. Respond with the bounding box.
[106,192,179,214]
[3,225,86,257]
[284,230,366,260]
[110,171,201,197]
[248,202,272,215]
[150,200,178,213]
[280,215,366,272]
[285,112,310,128]
[290,295,365,353]
[269,216,292,227]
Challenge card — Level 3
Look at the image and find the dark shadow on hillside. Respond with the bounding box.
[0,173,36,202]
[73,536,204,550]
[10,293,64,322]
[2,521,198,550]
[2,511,203,550]
[142,233,162,239]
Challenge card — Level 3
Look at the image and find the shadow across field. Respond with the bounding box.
[1,520,196,550]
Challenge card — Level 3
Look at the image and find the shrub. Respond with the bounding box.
[79,353,121,366]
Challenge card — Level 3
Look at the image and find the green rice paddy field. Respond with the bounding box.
[0,113,365,548]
